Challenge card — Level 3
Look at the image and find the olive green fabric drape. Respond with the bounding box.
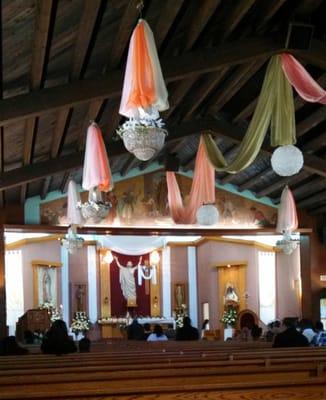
[203,55,296,174]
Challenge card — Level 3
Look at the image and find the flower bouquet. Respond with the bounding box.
[220,308,237,327]
[71,311,91,335]
[39,302,62,323]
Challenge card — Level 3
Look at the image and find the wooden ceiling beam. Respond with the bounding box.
[0,37,286,127]
[297,189,326,209]
[292,177,326,200]
[208,59,266,116]
[21,0,55,204]
[237,168,271,192]
[296,107,326,138]
[309,204,326,215]
[40,176,52,200]
[106,0,139,70]
[2,116,326,191]
[256,171,310,198]
[0,128,3,208]
[303,132,326,153]
[294,39,326,70]
[60,172,71,194]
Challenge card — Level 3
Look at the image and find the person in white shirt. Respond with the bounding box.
[147,324,168,342]
[300,319,316,344]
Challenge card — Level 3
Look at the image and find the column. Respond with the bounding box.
[87,245,98,323]
[162,246,171,318]
[60,246,69,325]
[187,246,198,328]
[0,226,6,338]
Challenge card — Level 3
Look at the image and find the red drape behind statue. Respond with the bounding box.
[110,251,150,316]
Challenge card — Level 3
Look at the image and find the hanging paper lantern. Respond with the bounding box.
[271,145,303,176]
[196,203,219,225]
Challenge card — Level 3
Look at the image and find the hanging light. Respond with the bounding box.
[150,250,160,265]
[271,145,304,176]
[276,231,299,255]
[102,250,114,264]
[196,203,219,225]
[61,226,84,254]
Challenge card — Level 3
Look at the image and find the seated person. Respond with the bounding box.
[251,324,262,341]
[79,337,91,352]
[176,317,199,341]
[147,324,168,342]
[126,318,145,340]
[299,319,316,344]
[201,319,209,339]
[0,336,29,356]
[273,318,309,348]
[23,330,35,344]
[41,319,77,355]
[312,321,326,347]
[143,323,152,340]
[165,323,176,340]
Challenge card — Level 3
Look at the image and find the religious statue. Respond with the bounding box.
[175,284,185,308]
[76,285,85,312]
[224,283,239,304]
[114,256,142,305]
[42,269,52,303]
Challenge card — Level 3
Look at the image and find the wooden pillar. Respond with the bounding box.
[0,225,6,338]
[300,234,312,319]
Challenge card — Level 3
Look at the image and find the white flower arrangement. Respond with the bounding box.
[39,302,62,323]
[116,117,166,138]
[220,308,237,326]
[71,311,91,334]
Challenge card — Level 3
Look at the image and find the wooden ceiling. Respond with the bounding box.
[0,0,325,216]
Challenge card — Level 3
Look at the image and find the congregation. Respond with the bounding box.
[0,316,326,357]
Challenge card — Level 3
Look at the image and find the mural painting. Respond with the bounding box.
[40,171,276,228]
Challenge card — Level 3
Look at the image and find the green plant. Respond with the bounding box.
[220,308,237,326]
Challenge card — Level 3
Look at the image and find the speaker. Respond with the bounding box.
[164,153,180,172]
[285,22,314,50]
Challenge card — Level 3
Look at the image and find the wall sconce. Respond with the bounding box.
[150,250,160,265]
[103,296,109,305]
[102,250,113,264]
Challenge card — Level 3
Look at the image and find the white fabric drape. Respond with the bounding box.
[258,251,276,324]
[87,245,98,323]
[99,236,164,255]
[5,250,24,335]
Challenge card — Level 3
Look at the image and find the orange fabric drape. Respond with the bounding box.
[166,137,215,224]
[126,21,156,110]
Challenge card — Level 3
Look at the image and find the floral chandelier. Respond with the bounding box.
[276,231,299,255]
[118,17,169,161]
[61,225,84,254]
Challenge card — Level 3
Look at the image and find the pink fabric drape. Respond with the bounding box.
[281,54,326,104]
[276,185,298,234]
[67,180,84,226]
[166,137,215,224]
[82,123,113,192]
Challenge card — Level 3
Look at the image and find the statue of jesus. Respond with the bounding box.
[114,256,142,304]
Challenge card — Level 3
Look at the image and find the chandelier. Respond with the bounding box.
[276,231,299,255]
[77,187,111,223]
[117,117,167,161]
[61,226,84,254]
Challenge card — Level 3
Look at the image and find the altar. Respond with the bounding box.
[98,317,176,339]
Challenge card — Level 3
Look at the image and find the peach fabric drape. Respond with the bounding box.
[281,54,326,104]
[82,123,113,192]
[67,180,84,226]
[119,19,169,119]
[166,137,215,224]
[276,186,298,234]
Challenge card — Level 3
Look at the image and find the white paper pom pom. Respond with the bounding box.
[271,145,303,177]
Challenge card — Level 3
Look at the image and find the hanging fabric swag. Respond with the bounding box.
[281,54,326,105]
[276,185,298,234]
[166,136,215,224]
[203,55,296,174]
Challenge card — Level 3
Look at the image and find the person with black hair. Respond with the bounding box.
[41,319,77,355]
[176,317,199,341]
[0,336,28,356]
[79,337,91,352]
[147,324,168,341]
[273,318,309,348]
[126,318,145,340]
[251,324,262,341]
[143,323,152,340]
